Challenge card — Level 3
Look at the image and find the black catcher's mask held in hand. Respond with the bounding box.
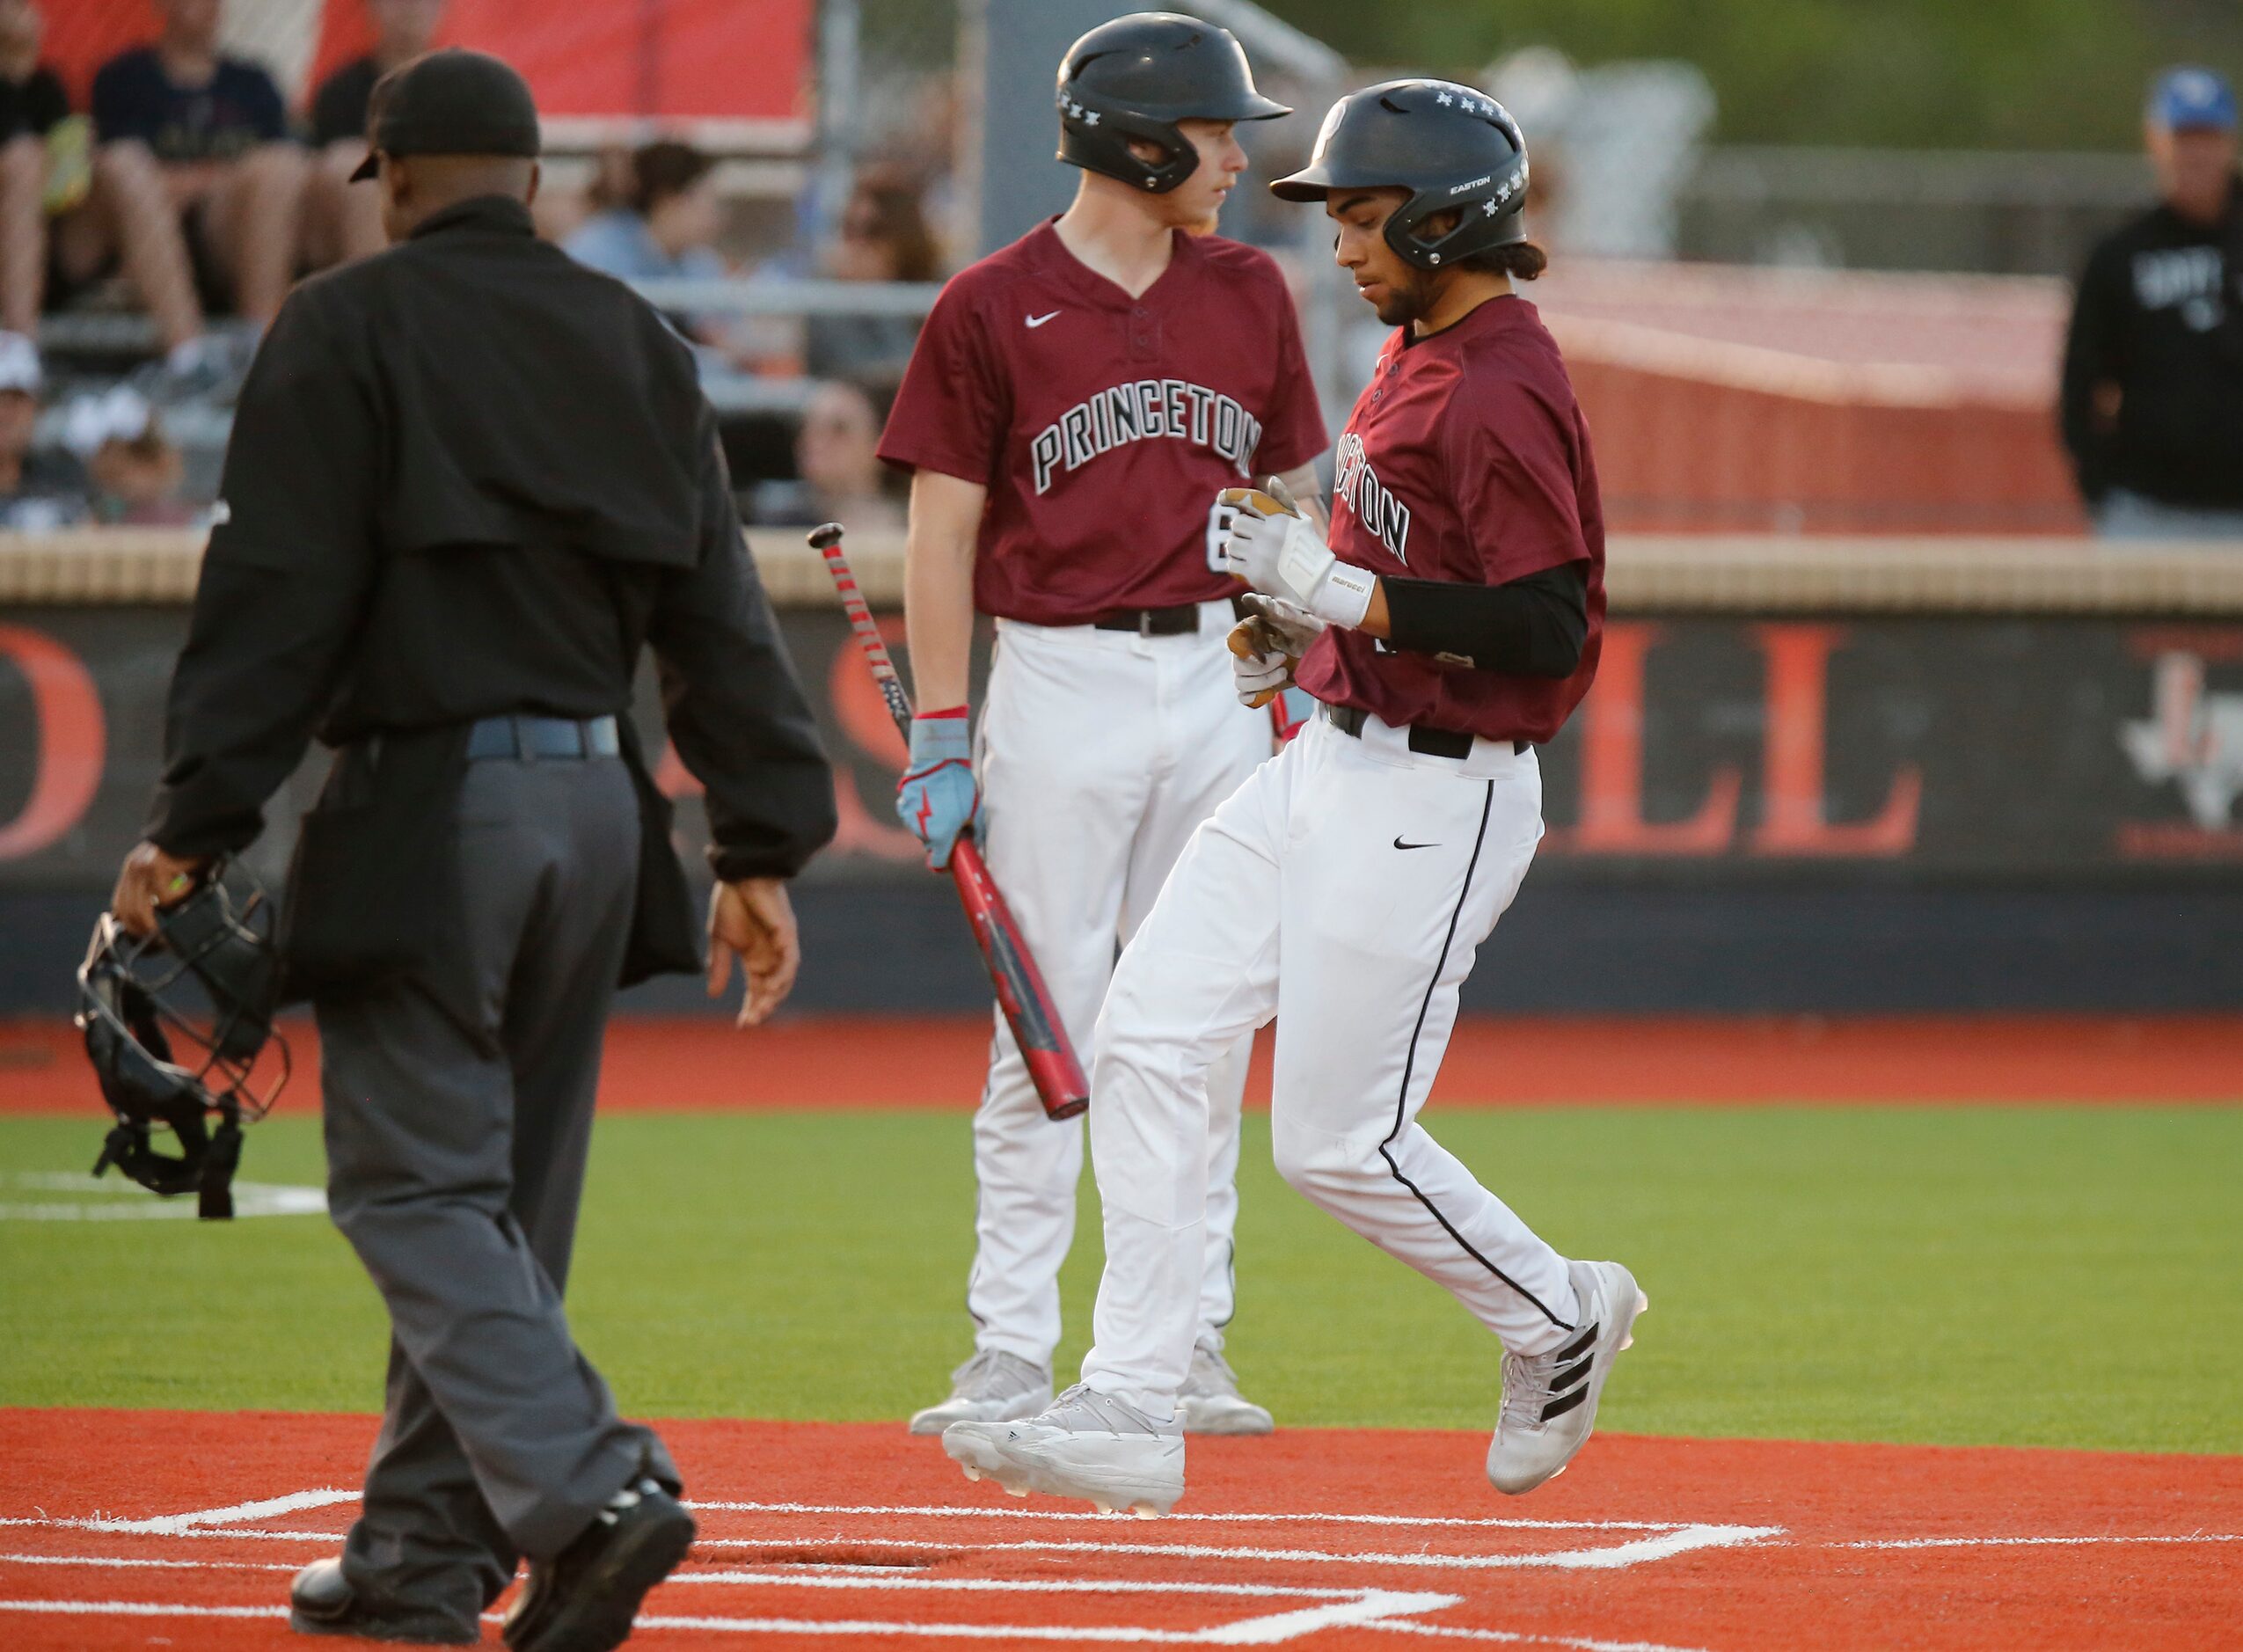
[77,868,289,1220]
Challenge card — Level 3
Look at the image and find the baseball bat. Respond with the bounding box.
[810,523,1091,1122]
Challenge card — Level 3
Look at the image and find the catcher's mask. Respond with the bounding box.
[76,868,289,1219]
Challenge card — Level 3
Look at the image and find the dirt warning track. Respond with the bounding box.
[1,1409,2236,1650]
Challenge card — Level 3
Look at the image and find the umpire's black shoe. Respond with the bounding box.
[289,1556,481,1644]
[500,1480,695,1652]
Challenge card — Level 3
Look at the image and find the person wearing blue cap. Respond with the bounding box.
[2059,66,2243,538]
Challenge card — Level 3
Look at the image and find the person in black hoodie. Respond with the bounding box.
[2061,66,2243,538]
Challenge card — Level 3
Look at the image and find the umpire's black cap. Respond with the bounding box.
[348,49,542,182]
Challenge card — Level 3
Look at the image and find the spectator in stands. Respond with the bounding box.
[303,0,447,269]
[566,139,734,347]
[0,0,73,340]
[806,170,939,383]
[65,384,190,525]
[0,330,87,528]
[2062,67,2243,539]
[69,0,308,375]
[566,139,727,282]
[751,377,904,534]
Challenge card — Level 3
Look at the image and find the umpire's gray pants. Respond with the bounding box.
[317,751,675,1628]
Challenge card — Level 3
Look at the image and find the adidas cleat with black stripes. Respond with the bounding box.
[1487,1258,1646,1495]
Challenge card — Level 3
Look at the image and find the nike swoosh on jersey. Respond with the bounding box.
[1026,311,1061,328]
[1393,837,1438,851]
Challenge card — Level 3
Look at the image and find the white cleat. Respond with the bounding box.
[943,1384,1185,1516]
[1487,1259,1646,1496]
[1178,1342,1275,1436]
[908,1349,1053,1436]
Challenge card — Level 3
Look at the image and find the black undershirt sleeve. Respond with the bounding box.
[1380,561,1589,679]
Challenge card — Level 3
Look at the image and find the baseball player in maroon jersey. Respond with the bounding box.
[943,82,1644,1515]
[878,13,1328,1437]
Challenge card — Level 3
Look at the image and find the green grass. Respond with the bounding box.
[2,1107,2238,1453]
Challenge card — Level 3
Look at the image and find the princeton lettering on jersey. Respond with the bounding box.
[1029,378,1264,496]
[1333,432,1412,562]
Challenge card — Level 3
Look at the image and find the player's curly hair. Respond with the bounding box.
[1458,241,1548,281]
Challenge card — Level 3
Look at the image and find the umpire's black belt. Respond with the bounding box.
[465,714,622,761]
[1322,703,1526,759]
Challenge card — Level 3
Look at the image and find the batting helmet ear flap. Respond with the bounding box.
[1057,88,1200,193]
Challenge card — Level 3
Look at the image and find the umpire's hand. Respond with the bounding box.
[110,841,210,939]
[706,878,801,1027]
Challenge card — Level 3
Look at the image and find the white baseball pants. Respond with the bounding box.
[1082,712,1582,1410]
[968,600,1270,1371]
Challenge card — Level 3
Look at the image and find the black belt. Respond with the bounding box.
[1322,703,1524,759]
[1092,602,1211,636]
[464,714,621,761]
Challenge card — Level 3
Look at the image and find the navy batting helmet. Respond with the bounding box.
[1056,11,1290,195]
[1272,80,1531,269]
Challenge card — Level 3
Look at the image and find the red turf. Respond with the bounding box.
[0,1407,2235,1651]
[7,1012,2243,1115]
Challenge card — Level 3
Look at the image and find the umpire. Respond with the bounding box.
[106,50,837,1652]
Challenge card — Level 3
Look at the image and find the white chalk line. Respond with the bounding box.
[693,1501,1687,1534]
[628,1589,1461,1646]
[690,1524,1785,1573]
[0,1551,298,1573]
[0,1601,289,1619]
[1367,1624,1714,1652]
[0,1592,1465,1646]
[1841,1532,2243,1550]
[0,1552,1379,1603]
[19,1517,2232,1564]
[0,1496,1780,1572]
[0,1488,359,1536]
[0,1173,326,1222]
[678,1572,1380,1600]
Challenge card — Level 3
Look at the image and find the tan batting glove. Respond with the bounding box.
[1227,618,1295,709]
[1225,595,1326,709]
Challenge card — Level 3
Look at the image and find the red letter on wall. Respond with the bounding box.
[0,624,106,860]
[1748,624,1920,856]
[1563,622,1742,853]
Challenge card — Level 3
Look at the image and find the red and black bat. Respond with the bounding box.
[811,523,1090,1122]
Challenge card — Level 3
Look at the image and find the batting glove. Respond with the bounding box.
[895,706,982,871]
[1231,635,1293,709]
[1222,494,1375,629]
[1241,591,1326,653]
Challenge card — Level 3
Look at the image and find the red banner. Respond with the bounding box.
[46,0,809,122]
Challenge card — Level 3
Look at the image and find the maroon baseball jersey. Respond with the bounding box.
[879,220,1328,625]
[1296,295,1604,746]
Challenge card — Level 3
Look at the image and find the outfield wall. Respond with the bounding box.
[4,530,2242,1014]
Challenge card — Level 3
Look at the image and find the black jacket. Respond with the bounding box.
[2059,179,2243,507]
[147,195,837,979]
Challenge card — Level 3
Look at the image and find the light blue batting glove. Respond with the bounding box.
[895,707,982,871]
